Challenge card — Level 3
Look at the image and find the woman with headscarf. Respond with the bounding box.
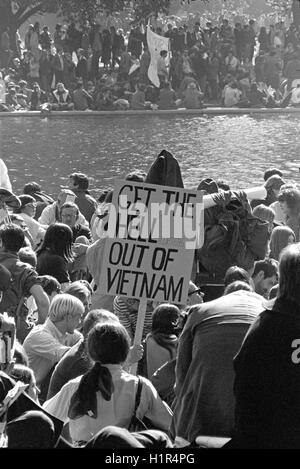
[43,322,172,446]
[269,225,295,261]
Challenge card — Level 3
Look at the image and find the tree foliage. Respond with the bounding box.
[0,0,298,36]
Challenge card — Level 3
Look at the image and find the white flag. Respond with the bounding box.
[0,159,12,192]
[0,79,5,104]
[147,26,170,88]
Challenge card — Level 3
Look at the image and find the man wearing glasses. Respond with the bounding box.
[187,282,204,307]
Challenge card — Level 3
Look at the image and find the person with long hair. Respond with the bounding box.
[228,244,300,448]
[138,304,181,379]
[43,322,172,445]
[278,187,300,241]
[269,225,295,261]
[37,223,73,287]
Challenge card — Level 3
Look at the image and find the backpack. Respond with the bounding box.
[196,190,269,279]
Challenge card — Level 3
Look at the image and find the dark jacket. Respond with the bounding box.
[171,291,264,442]
[47,339,89,399]
[73,189,97,223]
[76,56,88,81]
[0,371,63,443]
[233,298,300,448]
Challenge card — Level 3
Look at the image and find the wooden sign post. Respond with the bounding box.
[98,180,203,375]
[130,299,147,376]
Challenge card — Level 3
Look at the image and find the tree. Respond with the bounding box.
[0,0,173,51]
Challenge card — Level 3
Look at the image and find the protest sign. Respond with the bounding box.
[98,180,204,374]
[98,180,204,305]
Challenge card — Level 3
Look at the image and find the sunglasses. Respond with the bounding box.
[188,288,205,297]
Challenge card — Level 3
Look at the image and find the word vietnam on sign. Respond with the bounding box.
[98,180,204,305]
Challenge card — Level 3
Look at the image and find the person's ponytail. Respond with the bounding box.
[68,362,114,420]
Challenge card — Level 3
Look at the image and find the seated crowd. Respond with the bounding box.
[1,17,300,112]
[1,158,300,449]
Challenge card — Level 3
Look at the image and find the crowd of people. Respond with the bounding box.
[2,17,300,112]
[1,152,300,449]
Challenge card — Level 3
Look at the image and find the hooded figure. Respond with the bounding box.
[145,150,184,188]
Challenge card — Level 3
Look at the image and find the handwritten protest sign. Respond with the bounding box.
[98,180,204,305]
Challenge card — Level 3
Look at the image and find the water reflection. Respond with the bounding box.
[0,114,299,197]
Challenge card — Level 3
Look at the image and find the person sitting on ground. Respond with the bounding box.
[9,363,40,403]
[223,81,242,107]
[263,168,283,182]
[47,309,143,400]
[23,182,54,221]
[228,244,300,448]
[178,72,199,97]
[224,266,252,290]
[138,304,181,380]
[59,202,91,243]
[29,82,48,111]
[223,280,253,295]
[158,81,177,110]
[113,296,155,343]
[39,275,61,302]
[59,202,91,281]
[67,172,97,224]
[64,281,92,325]
[50,82,74,111]
[252,205,276,235]
[36,223,74,287]
[15,195,47,250]
[18,80,32,104]
[251,257,279,299]
[283,83,300,107]
[171,280,265,446]
[251,174,285,209]
[278,187,300,241]
[43,322,172,446]
[95,88,117,111]
[183,82,204,109]
[73,81,93,111]
[270,182,298,225]
[8,214,35,249]
[248,82,267,107]
[5,83,21,110]
[269,225,296,262]
[38,189,89,227]
[23,293,84,401]
[0,225,50,343]
[131,82,152,110]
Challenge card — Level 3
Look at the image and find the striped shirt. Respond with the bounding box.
[113,296,153,342]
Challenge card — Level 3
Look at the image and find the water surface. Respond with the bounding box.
[0,114,299,197]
